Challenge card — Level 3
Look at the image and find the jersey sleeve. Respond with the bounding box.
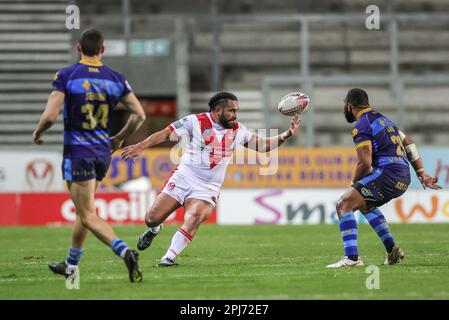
[167,115,195,139]
[352,118,372,149]
[236,122,255,146]
[120,76,133,99]
[52,69,66,93]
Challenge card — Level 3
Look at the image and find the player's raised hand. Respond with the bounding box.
[288,114,301,135]
[419,172,442,190]
[33,130,44,145]
[121,143,143,161]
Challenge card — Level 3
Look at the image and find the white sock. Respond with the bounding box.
[150,225,161,234]
[120,248,128,258]
[162,228,192,261]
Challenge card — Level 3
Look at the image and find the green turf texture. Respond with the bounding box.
[1,224,449,299]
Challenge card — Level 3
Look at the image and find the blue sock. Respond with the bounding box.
[364,208,395,253]
[111,238,128,258]
[66,247,83,266]
[338,211,358,260]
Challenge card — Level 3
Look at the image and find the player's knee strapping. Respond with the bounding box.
[67,247,83,266]
[338,212,358,257]
[364,208,395,253]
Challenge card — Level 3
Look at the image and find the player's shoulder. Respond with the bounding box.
[372,110,391,123]
[236,120,249,130]
[172,114,196,128]
[184,113,200,121]
[101,64,126,80]
[53,63,80,80]
[191,112,211,124]
[354,108,376,128]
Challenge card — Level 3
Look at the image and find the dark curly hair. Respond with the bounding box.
[208,92,238,111]
[346,88,369,108]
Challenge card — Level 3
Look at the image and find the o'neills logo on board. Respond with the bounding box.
[25,159,54,191]
[61,192,150,222]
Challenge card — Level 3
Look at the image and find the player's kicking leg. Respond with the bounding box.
[326,187,366,269]
[137,192,181,250]
[49,179,142,282]
[158,198,214,267]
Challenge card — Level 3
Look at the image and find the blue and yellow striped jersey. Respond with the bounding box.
[52,59,132,158]
[352,108,409,168]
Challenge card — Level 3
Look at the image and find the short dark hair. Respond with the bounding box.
[79,28,104,56]
[208,92,238,111]
[346,88,369,108]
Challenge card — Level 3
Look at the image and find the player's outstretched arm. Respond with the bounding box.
[121,127,172,160]
[33,91,65,145]
[245,114,301,152]
[399,131,442,190]
[111,92,146,153]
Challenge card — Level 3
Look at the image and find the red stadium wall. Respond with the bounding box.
[0,194,19,225]
[0,192,217,226]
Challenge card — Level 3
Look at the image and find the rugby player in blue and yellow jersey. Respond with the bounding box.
[327,88,441,268]
[33,28,146,282]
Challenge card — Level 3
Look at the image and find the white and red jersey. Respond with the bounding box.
[167,112,254,192]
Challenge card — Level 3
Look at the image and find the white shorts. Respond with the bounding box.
[161,170,219,207]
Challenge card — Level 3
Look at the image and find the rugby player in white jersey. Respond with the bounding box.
[121,92,301,266]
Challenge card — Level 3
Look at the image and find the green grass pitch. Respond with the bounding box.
[1,224,449,299]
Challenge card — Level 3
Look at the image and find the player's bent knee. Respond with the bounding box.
[336,200,343,216]
[336,198,351,217]
[79,213,97,229]
[144,210,163,227]
[145,217,161,227]
[201,210,213,222]
[194,210,213,225]
[186,210,201,221]
[185,211,206,226]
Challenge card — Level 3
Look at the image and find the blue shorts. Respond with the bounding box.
[353,164,411,208]
[62,155,111,182]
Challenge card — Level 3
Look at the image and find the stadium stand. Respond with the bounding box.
[0,0,69,147]
[0,0,448,148]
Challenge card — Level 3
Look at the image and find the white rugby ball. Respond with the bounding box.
[277,92,310,116]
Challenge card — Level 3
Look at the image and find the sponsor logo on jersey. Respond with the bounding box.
[168,182,176,190]
[172,120,183,129]
[82,80,91,90]
[88,67,100,73]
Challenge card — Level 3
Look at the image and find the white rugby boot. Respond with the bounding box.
[326,256,364,269]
